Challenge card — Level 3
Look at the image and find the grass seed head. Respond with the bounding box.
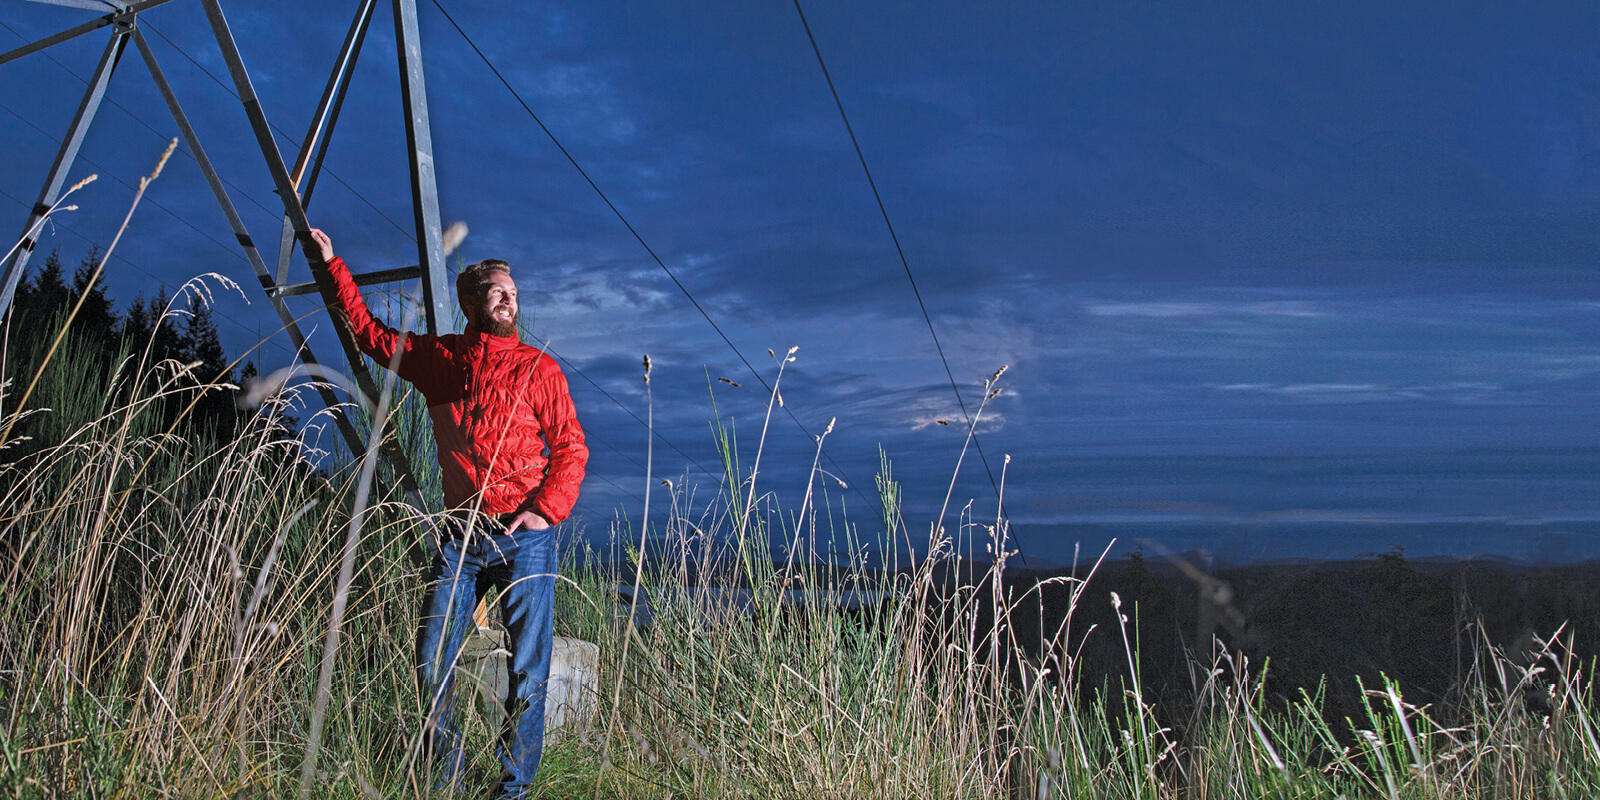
[142,139,178,186]
[441,221,469,257]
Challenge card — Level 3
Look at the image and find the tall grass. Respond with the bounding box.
[4,250,1600,795]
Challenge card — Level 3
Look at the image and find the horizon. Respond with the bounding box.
[4,0,1600,564]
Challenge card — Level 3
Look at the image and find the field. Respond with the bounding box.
[6,288,1600,800]
[3,169,1599,799]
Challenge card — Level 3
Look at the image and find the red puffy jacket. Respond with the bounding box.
[326,256,588,524]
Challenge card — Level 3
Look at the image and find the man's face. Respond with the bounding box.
[464,269,518,337]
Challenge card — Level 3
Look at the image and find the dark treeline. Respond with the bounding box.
[980,548,1600,726]
[6,245,251,442]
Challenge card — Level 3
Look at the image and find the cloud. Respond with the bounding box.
[1085,301,1324,318]
[908,410,1008,433]
[1209,382,1507,404]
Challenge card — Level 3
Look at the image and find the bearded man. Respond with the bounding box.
[309,228,587,798]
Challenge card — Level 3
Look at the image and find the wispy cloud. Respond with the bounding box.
[1211,381,1504,403]
[1085,300,1324,318]
[909,412,1009,432]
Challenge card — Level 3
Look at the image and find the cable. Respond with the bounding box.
[5,10,706,509]
[790,0,1024,561]
[579,469,644,505]
[138,20,417,243]
[0,186,297,359]
[0,19,282,224]
[521,330,721,482]
[426,2,758,384]
[427,0,876,511]
[152,7,739,498]
[2,17,427,245]
[0,99,256,270]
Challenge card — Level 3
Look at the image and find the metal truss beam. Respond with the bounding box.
[394,0,450,336]
[200,0,426,502]
[0,22,129,318]
[274,0,376,287]
[3,0,453,512]
[270,264,423,299]
[129,27,377,468]
[0,0,173,67]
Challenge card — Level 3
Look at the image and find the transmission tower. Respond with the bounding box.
[0,0,454,510]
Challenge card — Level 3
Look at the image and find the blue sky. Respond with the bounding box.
[4,0,1600,563]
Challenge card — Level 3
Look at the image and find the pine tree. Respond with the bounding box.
[25,248,69,319]
[147,289,184,365]
[121,294,153,351]
[12,253,36,313]
[184,294,231,385]
[182,294,242,437]
[70,245,116,349]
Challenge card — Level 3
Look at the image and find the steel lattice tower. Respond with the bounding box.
[0,0,457,511]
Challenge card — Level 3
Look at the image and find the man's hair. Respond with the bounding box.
[456,258,512,299]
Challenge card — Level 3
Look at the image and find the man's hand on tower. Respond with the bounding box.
[308,228,335,263]
[505,509,551,535]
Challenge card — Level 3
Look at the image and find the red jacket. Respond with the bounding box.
[326,256,588,524]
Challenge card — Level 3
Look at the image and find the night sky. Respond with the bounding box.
[4,0,1600,564]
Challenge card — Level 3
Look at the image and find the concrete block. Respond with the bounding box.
[461,630,599,741]
[546,637,600,738]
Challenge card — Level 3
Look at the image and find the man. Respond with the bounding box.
[309,228,588,797]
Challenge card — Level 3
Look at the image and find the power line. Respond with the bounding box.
[0,19,281,223]
[2,15,417,244]
[2,10,697,513]
[790,0,1024,561]
[576,467,644,505]
[427,0,876,511]
[136,20,418,244]
[0,99,256,269]
[521,331,721,483]
[3,179,647,507]
[425,1,759,384]
[0,186,297,359]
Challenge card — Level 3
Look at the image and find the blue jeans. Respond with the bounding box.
[416,522,556,798]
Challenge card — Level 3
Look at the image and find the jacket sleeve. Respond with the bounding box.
[324,255,437,387]
[521,364,588,525]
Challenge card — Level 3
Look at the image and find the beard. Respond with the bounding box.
[475,305,518,338]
